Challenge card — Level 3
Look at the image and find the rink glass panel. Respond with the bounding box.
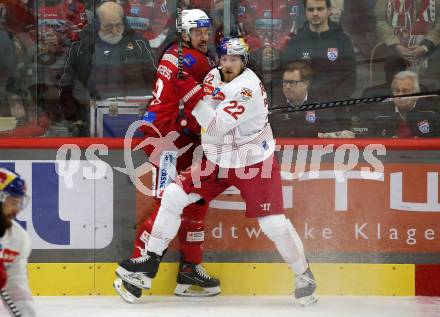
[1,0,439,137]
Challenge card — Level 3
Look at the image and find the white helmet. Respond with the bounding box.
[180,9,211,35]
[217,37,250,65]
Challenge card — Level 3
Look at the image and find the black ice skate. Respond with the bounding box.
[113,278,142,304]
[115,251,161,289]
[294,267,318,306]
[174,262,221,297]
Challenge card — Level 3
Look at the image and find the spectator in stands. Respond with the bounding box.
[271,61,318,137]
[59,0,156,131]
[118,0,171,54]
[1,22,85,138]
[374,0,440,77]
[271,61,354,138]
[361,63,409,99]
[281,0,356,103]
[37,0,88,45]
[26,25,83,134]
[0,29,19,117]
[0,0,36,37]
[181,0,232,48]
[0,0,35,121]
[341,0,377,58]
[360,70,440,137]
[329,0,343,24]
[236,0,304,73]
[349,64,427,138]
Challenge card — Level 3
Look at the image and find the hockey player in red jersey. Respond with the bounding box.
[113,8,219,303]
[37,0,88,44]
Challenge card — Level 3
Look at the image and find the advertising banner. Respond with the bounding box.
[1,139,439,264]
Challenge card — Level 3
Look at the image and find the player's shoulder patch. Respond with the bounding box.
[67,1,77,12]
[162,53,178,67]
[183,53,196,68]
[211,87,226,101]
[417,120,431,134]
[240,87,253,100]
[305,111,317,124]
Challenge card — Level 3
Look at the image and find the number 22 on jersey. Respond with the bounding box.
[223,101,245,120]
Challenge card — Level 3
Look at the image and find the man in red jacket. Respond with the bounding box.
[113,8,220,303]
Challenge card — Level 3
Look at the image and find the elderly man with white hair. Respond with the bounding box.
[360,70,440,137]
[59,1,156,105]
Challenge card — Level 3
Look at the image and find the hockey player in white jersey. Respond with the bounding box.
[0,168,36,317]
[117,37,317,306]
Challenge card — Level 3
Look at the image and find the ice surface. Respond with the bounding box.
[4,296,439,317]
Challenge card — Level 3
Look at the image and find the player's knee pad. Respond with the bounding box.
[258,214,306,267]
[258,214,288,239]
[160,183,201,217]
[258,214,300,242]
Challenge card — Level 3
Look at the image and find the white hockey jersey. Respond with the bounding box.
[0,221,36,317]
[192,67,275,168]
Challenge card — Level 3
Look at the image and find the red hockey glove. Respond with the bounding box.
[173,72,205,111]
[0,258,7,289]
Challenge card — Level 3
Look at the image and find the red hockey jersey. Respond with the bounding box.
[145,43,215,136]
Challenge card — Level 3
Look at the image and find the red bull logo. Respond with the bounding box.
[0,171,7,184]
[240,87,253,100]
[0,171,11,190]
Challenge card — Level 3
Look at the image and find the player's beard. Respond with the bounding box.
[98,31,123,45]
[223,70,239,82]
[196,41,208,54]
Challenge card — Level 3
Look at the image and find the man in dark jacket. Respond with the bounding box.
[271,61,354,138]
[59,1,156,102]
[361,70,440,138]
[280,0,356,103]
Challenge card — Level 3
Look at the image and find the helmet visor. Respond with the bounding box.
[4,193,29,210]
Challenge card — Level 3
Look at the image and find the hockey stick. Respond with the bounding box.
[269,90,440,113]
[0,289,22,317]
[176,0,184,79]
